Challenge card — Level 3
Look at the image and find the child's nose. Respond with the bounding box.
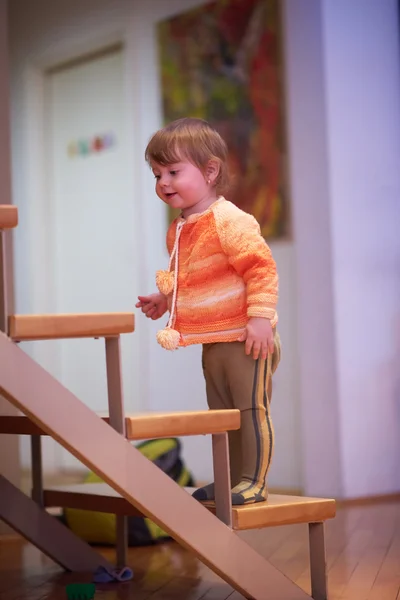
[159,174,170,187]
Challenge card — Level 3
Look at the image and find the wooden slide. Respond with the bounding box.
[0,332,311,600]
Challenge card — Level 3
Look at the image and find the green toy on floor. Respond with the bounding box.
[65,583,95,599]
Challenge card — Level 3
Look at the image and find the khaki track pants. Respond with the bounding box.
[202,333,281,490]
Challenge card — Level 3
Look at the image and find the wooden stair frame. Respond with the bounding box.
[0,206,336,599]
[0,473,112,572]
[0,334,317,600]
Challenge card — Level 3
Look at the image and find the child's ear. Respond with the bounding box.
[205,159,220,184]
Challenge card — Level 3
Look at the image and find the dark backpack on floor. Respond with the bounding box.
[62,437,195,546]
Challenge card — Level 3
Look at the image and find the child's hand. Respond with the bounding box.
[135,293,168,320]
[238,317,274,360]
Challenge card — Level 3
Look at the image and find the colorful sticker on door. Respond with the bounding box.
[67,133,116,158]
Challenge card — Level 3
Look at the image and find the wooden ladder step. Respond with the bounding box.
[8,313,135,341]
[0,410,240,439]
[0,205,18,229]
[202,491,336,530]
[125,410,240,439]
[43,482,336,530]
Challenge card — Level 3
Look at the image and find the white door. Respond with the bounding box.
[46,47,137,470]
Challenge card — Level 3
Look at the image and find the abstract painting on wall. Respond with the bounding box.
[156,0,289,239]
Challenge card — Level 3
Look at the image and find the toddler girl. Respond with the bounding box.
[136,117,280,505]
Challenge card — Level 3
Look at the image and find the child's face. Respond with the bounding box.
[151,159,216,216]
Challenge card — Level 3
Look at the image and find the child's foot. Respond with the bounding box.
[231,480,268,505]
[192,482,215,502]
[192,481,267,505]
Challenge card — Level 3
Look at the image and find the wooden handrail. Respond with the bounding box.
[0,410,240,439]
[8,312,135,341]
[0,205,18,229]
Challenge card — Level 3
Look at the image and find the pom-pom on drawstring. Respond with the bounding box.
[156,327,181,350]
[156,270,174,296]
[156,220,185,351]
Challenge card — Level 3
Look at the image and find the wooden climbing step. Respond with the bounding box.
[8,312,135,341]
[202,492,336,530]
[0,205,18,229]
[42,482,336,531]
[0,409,240,439]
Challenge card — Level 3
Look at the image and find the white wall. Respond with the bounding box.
[8,0,400,499]
[321,0,400,497]
[283,0,343,498]
[284,0,400,499]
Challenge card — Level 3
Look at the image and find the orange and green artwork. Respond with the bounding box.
[157,0,289,239]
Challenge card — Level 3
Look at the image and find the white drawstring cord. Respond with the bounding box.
[166,220,184,329]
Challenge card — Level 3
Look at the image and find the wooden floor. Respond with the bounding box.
[0,499,399,600]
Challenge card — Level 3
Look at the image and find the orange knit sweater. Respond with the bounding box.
[156,198,278,348]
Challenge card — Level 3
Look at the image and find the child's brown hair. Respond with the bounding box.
[145,117,230,194]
